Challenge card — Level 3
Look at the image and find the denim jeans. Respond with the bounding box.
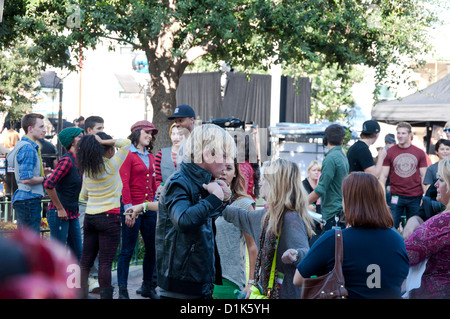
[389,194,422,228]
[46,209,83,261]
[117,207,157,288]
[13,198,42,234]
[80,212,121,288]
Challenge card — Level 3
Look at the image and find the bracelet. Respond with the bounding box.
[247,280,255,285]
[293,250,299,264]
[223,192,232,202]
[143,202,148,211]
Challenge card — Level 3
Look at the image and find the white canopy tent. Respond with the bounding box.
[372,74,450,152]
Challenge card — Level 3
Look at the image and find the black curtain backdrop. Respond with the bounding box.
[176,72,222,121]
[282,76,311,124]
[222,72,272,129]
[176,72,310,130]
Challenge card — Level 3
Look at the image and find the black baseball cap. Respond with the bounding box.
[168,104,196,120]
[361,120,380,135]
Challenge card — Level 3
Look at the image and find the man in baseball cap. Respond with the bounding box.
[168,105,196,168]
[347,119,386,177]
[361,119,381,135]
[168,104,195,134]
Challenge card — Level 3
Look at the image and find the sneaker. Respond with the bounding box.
[88,277,100,293]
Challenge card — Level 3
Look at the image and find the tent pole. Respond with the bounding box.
[425,121,432,155]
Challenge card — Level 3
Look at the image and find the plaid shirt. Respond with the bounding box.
[44,151,80,219]
[11,136,43,203]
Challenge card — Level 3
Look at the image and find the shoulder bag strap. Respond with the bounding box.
[267,234,280,290]
[334,228,345,285]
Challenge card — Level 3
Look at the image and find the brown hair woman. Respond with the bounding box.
[295,172,409,299]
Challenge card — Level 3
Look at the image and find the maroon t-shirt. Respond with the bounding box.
[383,144,428,197]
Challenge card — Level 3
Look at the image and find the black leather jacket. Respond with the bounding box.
[156,161,225,297]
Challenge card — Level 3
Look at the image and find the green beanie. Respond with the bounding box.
[58,127,84,149]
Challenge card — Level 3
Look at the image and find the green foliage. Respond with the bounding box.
[0,43,42,119]
[0,0,444,126]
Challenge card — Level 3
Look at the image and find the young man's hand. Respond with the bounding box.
[202,181,224,201]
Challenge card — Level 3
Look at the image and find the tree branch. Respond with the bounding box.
[184,39,218,64]
[100,35,144,50]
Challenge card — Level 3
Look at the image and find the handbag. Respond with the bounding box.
[301,228,348,299]
[249,235,279,299]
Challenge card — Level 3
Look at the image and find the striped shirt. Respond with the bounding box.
[154,148,177,188]
[79,138,131,215]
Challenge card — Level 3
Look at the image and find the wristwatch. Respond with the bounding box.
[294,250,299,263]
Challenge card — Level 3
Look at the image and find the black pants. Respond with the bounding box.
[324,211,346,232]
[80,213,121,288]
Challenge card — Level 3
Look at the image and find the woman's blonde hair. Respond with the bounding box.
[438,157,450,212]
[168,123,176,137]
[183,124,236,164]
[307,160,321,174]
[3,129,19,149]
[262,158,315,238]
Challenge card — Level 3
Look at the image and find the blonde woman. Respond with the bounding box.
[444,121,450,140]
[303,160,321,213]
[302,160,322,245]
[222,158,315,299]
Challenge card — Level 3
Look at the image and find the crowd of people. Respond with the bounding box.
[0,108,449,299]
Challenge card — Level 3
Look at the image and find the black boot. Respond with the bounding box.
[141,283,160,299]
[118,286,129,299]
[100,287,114,299]
[80,269,90,299]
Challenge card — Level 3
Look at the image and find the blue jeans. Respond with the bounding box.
[13,198,42,234]
[46,209,83,261]
[389,194,422,228]
[117,205,157,288]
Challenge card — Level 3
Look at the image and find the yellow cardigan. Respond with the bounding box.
[79,138,131,215]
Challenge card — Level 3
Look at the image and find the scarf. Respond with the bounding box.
[24,135,44,177]
[253,214,280,299]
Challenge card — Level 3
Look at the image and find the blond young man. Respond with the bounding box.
[379,122,428,228]
[130,124,235,299]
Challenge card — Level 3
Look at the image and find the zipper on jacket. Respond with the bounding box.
[181,243,195,271]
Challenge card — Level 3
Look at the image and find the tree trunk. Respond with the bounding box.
[143,16,211,153]
[145,48,181,153]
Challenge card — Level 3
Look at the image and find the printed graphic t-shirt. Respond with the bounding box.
[382,144,428,197]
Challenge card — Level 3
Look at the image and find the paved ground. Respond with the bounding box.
[88,265,158,299]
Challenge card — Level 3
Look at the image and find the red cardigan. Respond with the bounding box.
[119,151,157,206]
